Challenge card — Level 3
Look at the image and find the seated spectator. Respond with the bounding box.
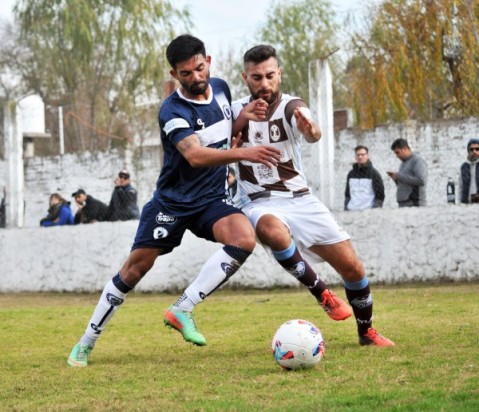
[460,138,479,204]
[106,170,140,221]
[72,189,108,224]
[40,193,74,227]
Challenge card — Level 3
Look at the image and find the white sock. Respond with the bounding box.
[79,279,128,347]
[174,247,245,312]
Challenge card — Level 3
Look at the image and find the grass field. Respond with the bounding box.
[1,283,478,411]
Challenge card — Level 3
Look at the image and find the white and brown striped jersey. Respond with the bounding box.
[231,94,312,206]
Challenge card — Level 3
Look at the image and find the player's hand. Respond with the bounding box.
[241,98,269,121]
[294,107,321,142]
[231,132,244,149]
[243,145,281,169]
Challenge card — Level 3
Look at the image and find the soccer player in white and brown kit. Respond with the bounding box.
[232,45,394,346]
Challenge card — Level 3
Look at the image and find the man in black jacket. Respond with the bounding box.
[106,170,140,221]
[460,138,479,204]
[72,189,108,224]
[345,145,385,211]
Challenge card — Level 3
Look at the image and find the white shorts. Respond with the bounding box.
[241,194,350,263]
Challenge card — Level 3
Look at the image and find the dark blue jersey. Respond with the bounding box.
[156,78,233,215]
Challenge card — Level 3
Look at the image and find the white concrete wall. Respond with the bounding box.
[1,117,479,292]
[0,204,477,293]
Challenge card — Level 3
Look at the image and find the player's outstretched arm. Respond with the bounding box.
[294,107,321,143]
[177,134,280,169]
[232,98,268,137]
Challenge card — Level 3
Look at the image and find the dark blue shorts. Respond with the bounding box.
[131,198,243,255]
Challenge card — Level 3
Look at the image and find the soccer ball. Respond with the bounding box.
[271,319,325,370]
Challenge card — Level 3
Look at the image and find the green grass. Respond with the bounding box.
[1,283,478,411]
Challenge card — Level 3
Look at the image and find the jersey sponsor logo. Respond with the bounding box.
[287,262,305,279]
[257,164,275,180]
[153,226,169,239]
[222,104,232,120]
[253,131,263,143]
[156,212,177,224]
[270,124,281,142]
[351,294,373,309]
[106,293,124,306]
[164,118,190,135]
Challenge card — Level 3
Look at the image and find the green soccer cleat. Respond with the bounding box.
[163,306,207,346]
[67,343,93,367]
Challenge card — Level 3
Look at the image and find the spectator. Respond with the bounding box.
[387,138,428,207]
[0,188,5,228]
[460,138,479,204]
[106,170,140,221]
[227,166,238,201]
[344,145,385,210]
[72,189,108,224]
[40,193,74,227]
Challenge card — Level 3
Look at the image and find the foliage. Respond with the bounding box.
[1,285,478,410]
[252,0,341,106]
[2,0,190,152]
[347,0,479,128]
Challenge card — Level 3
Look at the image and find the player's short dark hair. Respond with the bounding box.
[243,45,278,66]
[166,34,206,69]
[391,138,410,150]
[354,145,369,153]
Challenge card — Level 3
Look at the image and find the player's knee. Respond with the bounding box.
[256,224,290,250]
[234,234,256,252]
[341,259,365,282]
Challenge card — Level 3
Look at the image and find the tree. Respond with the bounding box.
[3,0,190,152]
[347,0,479,128]
[253,0,341,106]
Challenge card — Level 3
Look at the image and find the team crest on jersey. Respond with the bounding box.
[270,124,281,142]
[156,212,176,224]
[153,227,169,239]
[223,104,232,119]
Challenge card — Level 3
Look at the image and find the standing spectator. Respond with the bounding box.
[387,138,428,207]
[460,138,479,204]
[106,170,140,221]
[0,188,6,228]
[72,189,108,224]
[40,193,74,227]
[344,145,385,210]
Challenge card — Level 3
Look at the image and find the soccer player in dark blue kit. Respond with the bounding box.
[67,34,281,367]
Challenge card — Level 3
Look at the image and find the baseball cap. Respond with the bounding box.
[118,169,130,179]
[72,189,86,197]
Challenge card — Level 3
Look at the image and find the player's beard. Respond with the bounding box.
[182,72,210,96]
[250,87,280,105]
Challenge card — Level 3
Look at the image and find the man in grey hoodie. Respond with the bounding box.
[387,138,428,207]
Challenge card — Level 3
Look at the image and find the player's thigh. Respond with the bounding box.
[309,240,364,281]
[212,212,256,251]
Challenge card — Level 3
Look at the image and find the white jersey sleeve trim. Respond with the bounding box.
[164,118,190,135]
